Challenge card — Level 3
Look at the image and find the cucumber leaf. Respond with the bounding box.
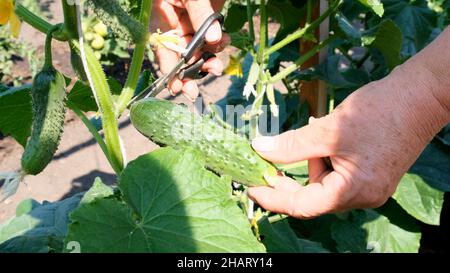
[65,147,265,253]
[393,173,444,225]
[258,217,330,253]
[0,85,32,147]
[331,208,421,253]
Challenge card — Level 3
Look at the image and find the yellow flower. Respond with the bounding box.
[148,29,185,54]
[0,0,21,38]
[224,55,243,77]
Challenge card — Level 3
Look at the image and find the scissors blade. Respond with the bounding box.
[128,59,185,106]
[143,59,185,99]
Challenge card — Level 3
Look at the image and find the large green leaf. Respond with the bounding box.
[393,173,444,225]
[0,193,83,253]
[358,0,385,16]
[224,4,249,33]
[258,217,330,253]
[331,208,421,253]
[0,85,32,146]
[268,0,304,39]
[410,140,450,192]
[67,80,98,112]
[65,147,265,253]
[381,0,435,56]
[363,20,403,69]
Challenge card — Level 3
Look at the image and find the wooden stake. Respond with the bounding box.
[299,0,329,118]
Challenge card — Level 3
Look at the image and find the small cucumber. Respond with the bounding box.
[87,0,147,44]
[130,98,277,186]
[21,26,67,175]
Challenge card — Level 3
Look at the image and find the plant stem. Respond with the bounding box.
[67,101,117,172]
[246,0,255,45]
[329,88,335,113]
[250,0,268,140]
[269,37,334,83]
[306,0,313,24]
[116,0,153,116]
[15,4,67,41]
[43,25,62,68]
[257,0,267,64]
[264,0,341,57]
[73,5,124,173]
[268,214,289,224]
[61,0,79,40]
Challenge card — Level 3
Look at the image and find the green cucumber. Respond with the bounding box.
[87,0,148,44]
[21,25,67,175]
[130,98,277,186]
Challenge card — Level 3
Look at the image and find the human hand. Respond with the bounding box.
[150,0,229,101]
[248,66,450,219]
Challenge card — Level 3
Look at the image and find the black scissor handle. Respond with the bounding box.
[181,12,224,61]
[178,52,216,80]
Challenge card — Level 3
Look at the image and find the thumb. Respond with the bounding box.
[184,0,223,44]
[252,116,335,164]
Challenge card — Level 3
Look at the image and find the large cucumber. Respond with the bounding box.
[130,98,277,186]
[21,26,67,175]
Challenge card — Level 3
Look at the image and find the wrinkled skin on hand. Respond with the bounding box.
[248,27,450,219]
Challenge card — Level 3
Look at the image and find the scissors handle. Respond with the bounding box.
[182,12,224,61]
[178,52,216,80]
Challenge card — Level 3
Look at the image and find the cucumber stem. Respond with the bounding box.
[269,37,334,83]
[74,4,124,174]
[44,24,63,69]
[15,4,67,41]
[246,0,255,46]
[67,101,116,172]
[116,0,153,116]
[264,0,341,57]
[61,0,79,39]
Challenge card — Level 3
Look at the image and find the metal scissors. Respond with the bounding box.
[128,12,225,105]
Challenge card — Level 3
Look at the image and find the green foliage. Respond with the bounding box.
[0,85,32,146]
[258,217,330,253]
[393,173,444,225]
[65,148,266,253]
[331,208,421,253]
[0,193,83,253]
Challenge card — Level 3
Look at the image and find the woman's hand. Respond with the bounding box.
[150,0,229,101]
[248,51,450,218]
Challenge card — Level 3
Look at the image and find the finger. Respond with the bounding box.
[308,158,330,183]
[203,33,231,53]
[181,80,199,101]
[249,171,352,219]
[169,78,183,94]
[202,57,223,76]
[271,176,304,192]
[184,0,223,44]
[251,116,337,164]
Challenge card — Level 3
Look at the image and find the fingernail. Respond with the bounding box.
[309,116,316,124]
[252,136,277,152]
[205,23,221,44]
